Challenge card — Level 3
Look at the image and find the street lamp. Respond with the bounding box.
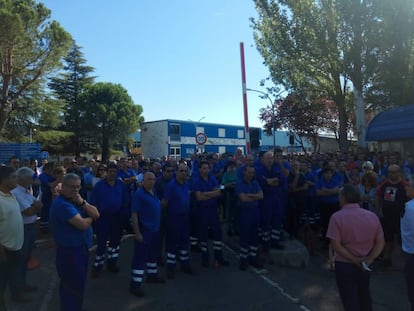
[29,127,37,143]
[246,88,276,149]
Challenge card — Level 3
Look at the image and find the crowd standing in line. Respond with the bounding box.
[0,149,414,310]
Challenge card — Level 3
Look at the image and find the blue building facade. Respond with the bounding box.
[141,119,261,159]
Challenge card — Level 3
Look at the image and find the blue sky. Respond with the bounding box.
[40,0,271,128]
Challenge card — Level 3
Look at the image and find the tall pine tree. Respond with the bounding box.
[49,41,96,156]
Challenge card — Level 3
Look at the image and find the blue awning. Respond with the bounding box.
[366,104,414,141]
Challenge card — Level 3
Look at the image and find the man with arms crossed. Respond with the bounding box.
[327,184,384,311]
[49,173,99,311]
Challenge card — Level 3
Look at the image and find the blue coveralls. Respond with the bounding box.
[236,179,262,266]
[130,187,161,290]
[90,179,126,271]
[39,173,55,230]
[164,179,191,271]
[189,172,200,249]
[255,163,286,248]
[117,168,136,232]
[49,196,92,311]
[192,175,224,264]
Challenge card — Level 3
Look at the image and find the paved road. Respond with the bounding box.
[6,231,410,311]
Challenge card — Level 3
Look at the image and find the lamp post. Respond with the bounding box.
[246,88,276,149]
[29,127,37,143]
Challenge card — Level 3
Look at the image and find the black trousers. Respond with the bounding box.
[335,261,372,311]
[405,253,414,311]
[0,249,18,311]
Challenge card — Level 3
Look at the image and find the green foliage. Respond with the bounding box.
[48,41,95,155]
[0,0,72,138]
[34,129,73,154]
[81,82,144,162]
[252,0,414,151]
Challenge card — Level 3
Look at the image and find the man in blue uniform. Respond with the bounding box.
[117,157,137,234]
[130,172,165,297]
[316,167,341,247]
[90,162,127,278]
[255,151,286,251]
[49,173,99,311]
[155,163,175,265]
[38,162,55,233]
[192,161,229,267]
[236,164,264,270]
[163,163,194,278]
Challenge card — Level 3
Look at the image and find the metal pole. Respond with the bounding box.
[246,88,276,150]
[240,42,251,155]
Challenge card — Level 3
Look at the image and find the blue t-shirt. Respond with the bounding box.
[235,179,262,209]
[117,168,136,202]
[315,177,340,204]
[255,162,285,198]
[39,173,55,208]
[90,179,126,215]
[191,175,219,208]
[132,187,161,232]
[164,179,190,215]
[49,195,92,247]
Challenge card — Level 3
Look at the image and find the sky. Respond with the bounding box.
[39,0,271,128]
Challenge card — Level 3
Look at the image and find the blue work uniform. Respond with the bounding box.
[255,162,286,248]
[90,179,126,271]
[192,175,225,264]
[49,195,92,311]
[236,179,262,266]
[39,173,55,230]
[315,177,340,240]
[130,187,161,290]
[117,168,136,231]
[164,179,191,272]
[189,177,200,249]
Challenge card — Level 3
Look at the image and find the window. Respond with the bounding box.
[218,146,226,154]
[237,130,244,138]
[170,147,181,156]
[218,128,226,137]
[170,123,181,141]
[196,126,204,134]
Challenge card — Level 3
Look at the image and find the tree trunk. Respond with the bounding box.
[0,101,11,140]
[336,95,349,153]
[101,135,110,163]
[354,88,367,150]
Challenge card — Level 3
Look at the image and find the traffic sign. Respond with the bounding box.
[41,151,49,159]
[195,132,207,145]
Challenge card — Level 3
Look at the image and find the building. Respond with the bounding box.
[366,104,414,157]
[260,131,312,154]
[140,119,261,159]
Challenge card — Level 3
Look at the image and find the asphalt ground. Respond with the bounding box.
[5,228,410,311]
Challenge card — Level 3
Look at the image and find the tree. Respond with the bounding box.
[49,41,95,156]
[0,0,72,138]
[366,0,414,109]
[81,82,143,162]
[260,93,343,153]
[251,0,405,152]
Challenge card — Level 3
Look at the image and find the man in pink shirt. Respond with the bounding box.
[327,184,385,311]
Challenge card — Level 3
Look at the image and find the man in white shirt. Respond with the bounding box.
[401,182,414,311]
[0,166,24,310]
[10,167,43,303]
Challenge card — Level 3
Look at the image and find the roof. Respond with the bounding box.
[366,104,414,141]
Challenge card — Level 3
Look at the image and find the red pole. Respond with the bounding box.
[240,42,251,154]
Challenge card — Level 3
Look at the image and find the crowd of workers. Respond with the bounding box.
[1,148,414,311]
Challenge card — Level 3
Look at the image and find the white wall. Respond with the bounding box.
[141,121,168,158]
